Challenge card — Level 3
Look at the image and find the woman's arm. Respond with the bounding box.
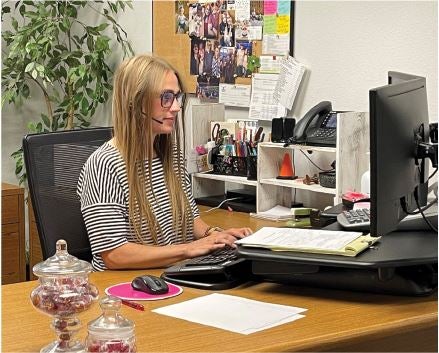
[101,217,252,270]
[101,230,236,270]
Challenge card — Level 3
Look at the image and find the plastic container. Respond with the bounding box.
[86,295,136,353]
[30,239,99,353]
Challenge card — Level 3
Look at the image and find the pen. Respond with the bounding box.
[121,299,145,311]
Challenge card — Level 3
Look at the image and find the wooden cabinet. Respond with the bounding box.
[1,183,26,284]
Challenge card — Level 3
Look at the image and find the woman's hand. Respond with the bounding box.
[220,227,252,239]
[184,227,252,258]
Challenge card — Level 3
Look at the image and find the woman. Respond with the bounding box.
[190,44,199,75]
[77,54,251,271]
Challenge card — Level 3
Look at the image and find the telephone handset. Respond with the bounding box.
[292,101,336,146]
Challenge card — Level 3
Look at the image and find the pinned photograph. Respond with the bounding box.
[235,41,252,78]
[175,2,189,34]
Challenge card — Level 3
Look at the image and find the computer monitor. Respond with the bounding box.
[369,72,432,236]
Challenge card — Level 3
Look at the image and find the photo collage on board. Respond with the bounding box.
[175,0,265,100]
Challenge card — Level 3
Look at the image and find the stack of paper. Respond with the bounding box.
[273,56,306,110]
[250,205,293,221]
[153,293,307,335]
[236,227,381,257]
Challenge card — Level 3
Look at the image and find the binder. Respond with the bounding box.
[235,227,381,257]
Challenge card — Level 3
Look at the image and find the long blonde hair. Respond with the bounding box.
[112,54,192,244]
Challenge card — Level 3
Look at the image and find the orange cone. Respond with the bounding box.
[277,152,298,180]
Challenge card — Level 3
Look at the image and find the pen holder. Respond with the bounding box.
[212,154,247,176]
[246,156,257,180]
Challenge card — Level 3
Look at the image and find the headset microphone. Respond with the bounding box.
[151,117,164,125]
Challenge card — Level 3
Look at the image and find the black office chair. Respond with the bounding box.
[23,127,113,261]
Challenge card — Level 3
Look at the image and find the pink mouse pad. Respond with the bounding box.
[105,281,183,301]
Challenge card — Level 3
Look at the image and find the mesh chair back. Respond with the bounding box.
[23,127,113,261]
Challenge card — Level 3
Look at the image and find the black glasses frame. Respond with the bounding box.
[160,91,185,108]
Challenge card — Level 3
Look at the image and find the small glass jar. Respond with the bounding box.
[86,295,136,353]
[30,239,99,353]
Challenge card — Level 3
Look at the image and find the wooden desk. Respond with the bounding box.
[2,268,437,352]
[1,182,26,284]
[4,207,436,352]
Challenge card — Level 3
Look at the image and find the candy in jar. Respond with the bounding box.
[86,295,136,353]
[30,239,99,353]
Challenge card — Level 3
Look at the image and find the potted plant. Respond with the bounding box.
[1,0,135,184]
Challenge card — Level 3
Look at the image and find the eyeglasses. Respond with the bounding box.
[160,91,185,108]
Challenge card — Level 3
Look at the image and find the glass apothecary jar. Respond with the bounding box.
[30,239,99,353]
[86,295,136,353]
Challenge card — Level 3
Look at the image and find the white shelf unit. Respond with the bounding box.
[192,172,257,198]
[190,111,369,211]
[256,112,369,212]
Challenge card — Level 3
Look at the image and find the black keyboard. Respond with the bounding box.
[161,246,250,290]
[185,247,237,266]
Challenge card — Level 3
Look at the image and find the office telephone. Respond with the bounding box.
[292,101,337,147]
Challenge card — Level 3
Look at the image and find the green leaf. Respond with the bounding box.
[96,23,110,31]
[41,113,51,128]
[24,62,35,73]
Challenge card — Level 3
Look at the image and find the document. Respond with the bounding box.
[236,227,380,256]
[259,55,282,73]
[262,34,290,55]
[219,83,251,107]
[153,293,307,335]
[273,56,306,110]
[248,73,287,120]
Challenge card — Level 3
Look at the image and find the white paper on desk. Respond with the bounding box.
[273,56,306,110]
[219,83,251,107]
[152,293,306,335]
[250,205,293,220]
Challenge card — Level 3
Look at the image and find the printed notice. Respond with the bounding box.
[259,55,282,73]
[249,73,287,120]
[219,83,251,107]
[273,56,306,109]
[262,34,290,55]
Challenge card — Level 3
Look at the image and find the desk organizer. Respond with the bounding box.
[212,155,248,177]
[319,171,336,188]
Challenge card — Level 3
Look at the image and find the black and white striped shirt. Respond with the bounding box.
[77,142,199,271]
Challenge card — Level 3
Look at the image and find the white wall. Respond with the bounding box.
[292,0,437,121]
[2,0,437,185]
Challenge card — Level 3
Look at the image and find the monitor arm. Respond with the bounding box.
[415,123,438,169]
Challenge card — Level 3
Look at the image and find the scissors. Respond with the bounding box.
[211,123,229,145]
[211,123,221,144]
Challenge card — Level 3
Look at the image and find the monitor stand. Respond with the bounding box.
[237,227,438,296]
[397,202,437,231]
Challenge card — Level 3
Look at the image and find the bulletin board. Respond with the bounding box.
[152,0,294,94]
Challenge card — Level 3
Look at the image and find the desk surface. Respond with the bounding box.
[2,207,437,352]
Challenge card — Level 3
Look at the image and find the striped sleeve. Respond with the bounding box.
[77,149,130,257]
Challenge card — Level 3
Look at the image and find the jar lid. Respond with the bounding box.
[87,296,135,335]
[33,239,92,276]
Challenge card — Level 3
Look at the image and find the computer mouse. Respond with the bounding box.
[131,275,169,295]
